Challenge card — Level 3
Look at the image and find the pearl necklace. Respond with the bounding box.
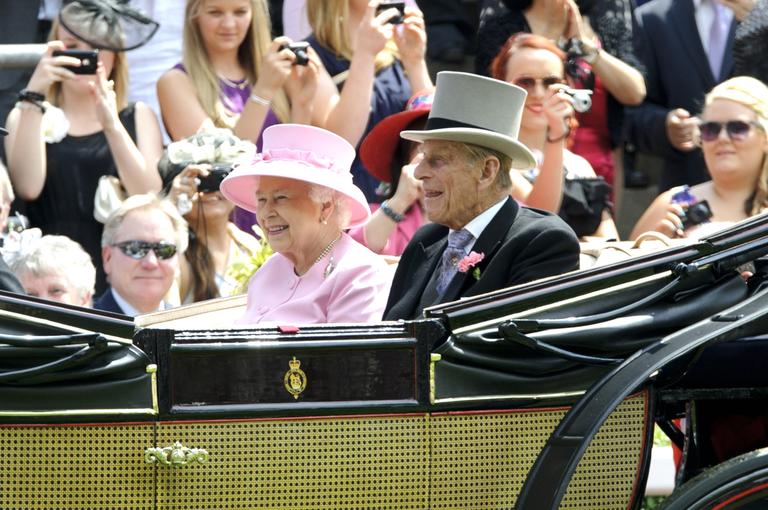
[313,234,341,278]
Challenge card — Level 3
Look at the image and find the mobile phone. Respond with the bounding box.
[52,49,99,75]
[279,42,310,66]
[376,1,405,24]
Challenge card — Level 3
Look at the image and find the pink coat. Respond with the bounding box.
[238,233,392,325]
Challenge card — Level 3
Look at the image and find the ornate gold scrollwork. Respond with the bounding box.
[144,441,209,468]
[284,356,307,399]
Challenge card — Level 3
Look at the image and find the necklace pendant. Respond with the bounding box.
[323,257,336,279]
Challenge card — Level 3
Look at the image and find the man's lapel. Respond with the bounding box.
[672,0,717,86]
[720,19,737,80]
[406,235,447,315]
[441,199,518,303]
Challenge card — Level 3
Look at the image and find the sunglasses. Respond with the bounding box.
[513,76,564,92]
[112,240,177,260]
[699,120,763,142]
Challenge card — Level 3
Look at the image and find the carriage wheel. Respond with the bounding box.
[660,448,768,509]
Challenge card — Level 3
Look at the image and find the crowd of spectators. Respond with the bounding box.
[0,0,766,324]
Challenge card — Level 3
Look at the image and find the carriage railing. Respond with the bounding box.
[430,213,768,331]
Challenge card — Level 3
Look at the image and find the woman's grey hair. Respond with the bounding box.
[308,184,351,229]
[10,235,96,301]
[101,193,189,253]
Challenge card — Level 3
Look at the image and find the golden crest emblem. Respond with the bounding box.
[283,357,307,399]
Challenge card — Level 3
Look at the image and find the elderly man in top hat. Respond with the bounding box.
[383,72,580,321]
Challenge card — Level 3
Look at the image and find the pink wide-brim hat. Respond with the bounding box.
[220,124,371,229]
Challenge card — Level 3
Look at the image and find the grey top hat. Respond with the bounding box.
[401,71,536,170]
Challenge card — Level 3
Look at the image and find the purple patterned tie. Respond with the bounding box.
[708,2,726,80]
[435,229,474,297]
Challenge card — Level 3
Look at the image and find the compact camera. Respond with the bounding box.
[52,49,99,75]
[197,165,233,193]
[280,42,310,66]
[376,2,405,24]
[563,87,593,113]
[681,200,713,229]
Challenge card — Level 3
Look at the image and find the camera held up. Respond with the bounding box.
[280,42,310,66]
[376,2,405,24]
[562,87,593,113]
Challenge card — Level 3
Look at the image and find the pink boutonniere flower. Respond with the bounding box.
[457,251,485,280]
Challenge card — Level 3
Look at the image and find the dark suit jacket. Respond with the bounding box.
[0,257,24,294]
[93,287,126,315]
[383,198,580,321]
[625,0,736,191]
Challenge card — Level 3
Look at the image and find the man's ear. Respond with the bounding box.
[101,246,112,277]
[478,156,501,190]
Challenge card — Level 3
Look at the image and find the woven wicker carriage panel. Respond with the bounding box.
[155,415,430,509]
[0,423,155,510]
[430,395,647,509]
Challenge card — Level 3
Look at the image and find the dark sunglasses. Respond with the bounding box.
[699,120,763,142]
[112,240,177,260]
[513,76,564,92]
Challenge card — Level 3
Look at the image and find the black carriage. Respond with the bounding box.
[4,217,768,509]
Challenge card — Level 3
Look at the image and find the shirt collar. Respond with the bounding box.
[453,197,508,252]
[110,288,168,317]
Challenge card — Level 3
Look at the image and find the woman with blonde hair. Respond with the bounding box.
[4,0,164,293]
[305,0,433,202]
[158,0,324,144]
[631,77,768,240]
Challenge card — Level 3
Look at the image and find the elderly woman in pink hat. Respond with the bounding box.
[220,124,392,324]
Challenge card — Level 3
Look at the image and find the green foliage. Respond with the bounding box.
[229,237,273,295]
[642,495,667,509]
[654,424,672,447]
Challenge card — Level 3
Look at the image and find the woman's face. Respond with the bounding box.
[700,98,768,185]
[56,25,116,79]
[196,0,253,54]
[19,271,89,307]
[186,191,235,225]
[504,47,565,133]
[255,176,328,261]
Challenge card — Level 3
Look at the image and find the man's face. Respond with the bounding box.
[102,208,179,314]
[413,140,484,230]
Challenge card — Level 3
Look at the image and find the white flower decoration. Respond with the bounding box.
[166,128,255,167]
[41,104,70,144]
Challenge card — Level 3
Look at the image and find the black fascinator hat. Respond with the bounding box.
[59,0,160,52]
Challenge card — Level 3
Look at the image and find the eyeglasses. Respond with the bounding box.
[513,76,564,92]
[699,120,763,142]
[112,240,177,260]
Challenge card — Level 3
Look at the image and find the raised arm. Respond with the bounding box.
[394,6,433,94]
[564,0,645,106]
[313,1,394,147]
[90,65,162,194]
[4,41,77,200]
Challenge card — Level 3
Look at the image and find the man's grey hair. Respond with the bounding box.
[10,235,95,301]
[101,193,189,253]
[308,184,352,229]
[458,142,513,190]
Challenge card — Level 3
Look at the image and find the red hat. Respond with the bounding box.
[360,90,434,183]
